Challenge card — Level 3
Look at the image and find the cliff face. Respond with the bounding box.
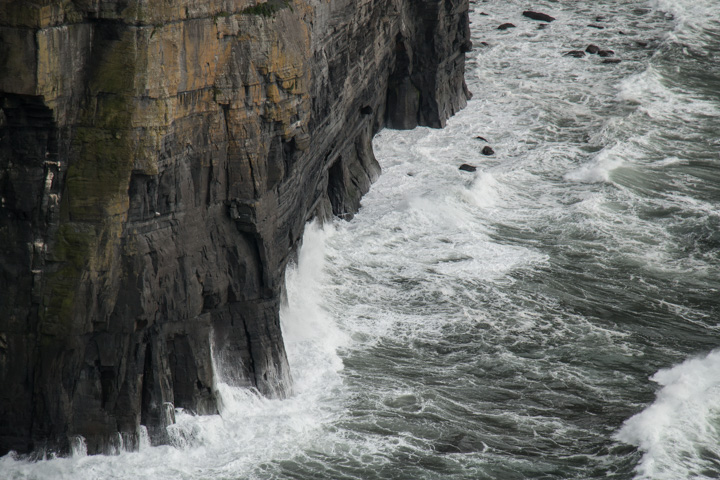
[0,0,470,455]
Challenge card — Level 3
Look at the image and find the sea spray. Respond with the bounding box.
[617,349,720,479]
[281,220,350,386]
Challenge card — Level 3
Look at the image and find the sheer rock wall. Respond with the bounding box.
[0,0,470,455]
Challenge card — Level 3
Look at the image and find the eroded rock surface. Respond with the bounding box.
[0,0,470,456]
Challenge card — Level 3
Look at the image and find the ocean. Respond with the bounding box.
[3,0,720,478]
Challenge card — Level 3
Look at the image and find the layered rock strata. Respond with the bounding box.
[0,0,470,455]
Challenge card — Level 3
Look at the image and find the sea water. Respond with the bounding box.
[2,0,719,478]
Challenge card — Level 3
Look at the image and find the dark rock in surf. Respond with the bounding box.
[586,44,600,54]
[481,146,495,156]
[498,23,516,30]
[475,136,489,142]
[522,11,555,22]
[459,164,477,172]
[564,50,586,58]
[602,58,622,64]
[588,24,605,29]
[598,49,615,57]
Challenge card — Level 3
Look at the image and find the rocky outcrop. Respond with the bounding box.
[0,0,470,456]
[522,11,555,23]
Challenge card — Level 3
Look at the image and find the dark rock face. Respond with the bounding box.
[0,0,471,456]
[522,11,555,22]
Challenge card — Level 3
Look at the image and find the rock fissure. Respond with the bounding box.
[240,317,258,388]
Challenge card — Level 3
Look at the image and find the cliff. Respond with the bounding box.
[0,0,470,455]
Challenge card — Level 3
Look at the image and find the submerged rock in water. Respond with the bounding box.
[481,146,495,156]
[586,44,601,54]
[459,164,477,172]
[565,50,586,58]
[598,49,615,57]
[522,11,555,22]
[498,23,516,30]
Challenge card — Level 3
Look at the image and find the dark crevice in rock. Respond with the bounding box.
[266,134,284,191]
[386,35,419,130]
[282,137,297,179]
[327,157,346,217]
[240,318,258,388]
[139,342,154,431]
[99,366,115,409]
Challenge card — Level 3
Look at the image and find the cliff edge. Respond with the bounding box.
[0,0,470,455]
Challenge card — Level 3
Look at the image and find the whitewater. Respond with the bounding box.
[3,0,720,478]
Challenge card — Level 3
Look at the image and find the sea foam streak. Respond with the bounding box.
[617,349,720,480]
[651,0,720,33]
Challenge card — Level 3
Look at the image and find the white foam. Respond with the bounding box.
[616,349,720,479]
[619,68,720,122]
[281,221,349,390]
[464,171,501,208]
[650,0,720,34]
[564,150,623,184]
[70,435,87,458]
[138,426,151,451]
